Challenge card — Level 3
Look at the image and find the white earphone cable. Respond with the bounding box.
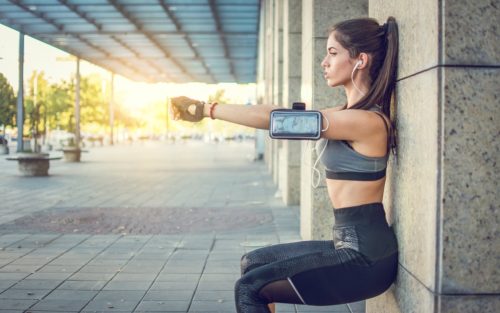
[351,61,366,96]
[311,115,330,188]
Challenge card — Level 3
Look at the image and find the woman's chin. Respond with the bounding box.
[326,80,339,87]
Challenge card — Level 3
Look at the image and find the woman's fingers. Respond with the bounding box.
[187,104,197,116]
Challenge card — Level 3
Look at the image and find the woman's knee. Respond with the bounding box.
[240,251,261,275]
[240,253,251,275]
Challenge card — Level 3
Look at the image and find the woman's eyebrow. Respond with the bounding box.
[328,47,337,52]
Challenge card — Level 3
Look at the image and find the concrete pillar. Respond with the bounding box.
[300,0,367,240]
[255,0,267,161]
[369,1,499,312]
[263,0,275,171]
[272,0,284,186]
[279,0,302,205]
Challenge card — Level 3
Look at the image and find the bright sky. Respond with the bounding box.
[0,24,256,113]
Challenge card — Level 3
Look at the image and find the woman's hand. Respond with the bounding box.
[170,96,205,122]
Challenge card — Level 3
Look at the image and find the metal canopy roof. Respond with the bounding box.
[0,0,260,84]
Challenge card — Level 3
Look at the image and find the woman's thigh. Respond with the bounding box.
[240,240,334,275]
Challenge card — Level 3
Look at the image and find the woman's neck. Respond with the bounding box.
[345,77,371,108]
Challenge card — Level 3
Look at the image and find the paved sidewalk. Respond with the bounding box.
[0,141,364,313]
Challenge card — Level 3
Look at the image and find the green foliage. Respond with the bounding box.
[46,79,73,131]
[0,73,16,132]
[79,74,109,126]
[25,71,50,138]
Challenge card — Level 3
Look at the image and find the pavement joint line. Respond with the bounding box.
[128,238,180,313]
[0,234,31,250]
[0,233,65,272]
[23,234,125,312]
[186,236,217,313]
[20,234,91,280]
[74,234,156,313]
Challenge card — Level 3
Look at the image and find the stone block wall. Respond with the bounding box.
[257,0,498,312]
[370,0,499,312]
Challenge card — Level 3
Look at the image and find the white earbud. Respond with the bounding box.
[355,60,363,69]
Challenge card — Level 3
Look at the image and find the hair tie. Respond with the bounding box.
[382,23,389,35]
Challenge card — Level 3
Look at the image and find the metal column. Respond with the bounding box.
[16,33,24,153]
[75,58,81,147]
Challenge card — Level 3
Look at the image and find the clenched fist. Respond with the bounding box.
[170,96,205,122]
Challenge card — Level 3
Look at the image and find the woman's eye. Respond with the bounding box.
[329,52,337,56]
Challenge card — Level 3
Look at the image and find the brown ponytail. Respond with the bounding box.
[331,17,399,154]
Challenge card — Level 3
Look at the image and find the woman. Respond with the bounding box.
[172,17,399,313]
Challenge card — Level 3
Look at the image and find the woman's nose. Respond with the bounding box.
[321,56,328,68]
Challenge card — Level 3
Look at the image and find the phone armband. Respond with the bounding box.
[269,109,323,140]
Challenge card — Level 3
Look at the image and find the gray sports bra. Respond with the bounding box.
[317,108,390,181]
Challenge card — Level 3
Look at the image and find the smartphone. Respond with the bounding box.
[269,110,322,140]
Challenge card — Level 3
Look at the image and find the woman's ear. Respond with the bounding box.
[357,53,370,69]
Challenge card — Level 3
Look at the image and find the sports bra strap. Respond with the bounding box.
[373,111,390,153]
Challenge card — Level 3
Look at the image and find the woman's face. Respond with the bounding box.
[321,32,355,87]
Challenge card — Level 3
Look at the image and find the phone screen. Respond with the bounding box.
[270,111,321,139]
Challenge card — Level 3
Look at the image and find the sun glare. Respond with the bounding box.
[0,24,257,142]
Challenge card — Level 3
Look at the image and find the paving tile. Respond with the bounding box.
[0,273,30,280]
[188,300,236,311]
[135,300,190,312]
[0,299,38,310]
[25,272,73,280]
[58,280,107,291]
[11,279,62,290]
[83,299,140,311]
[197,280,235,291]
[43,289,97,301]
[0,265,40,273]
[103,281,152,291]
[70,273,115,281]
[79,265,123,273]
[0,289,52,300]
[149,281,198,291]
[112,273,157,281]
[0,280,19,292]
[36,264,82,273]
[143,290,194,301]
[155,274,200,282]
[30,299,89,312]
[93,290,146,302]
[193,290,234,302]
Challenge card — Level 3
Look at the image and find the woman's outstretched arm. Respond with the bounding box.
[203,103,278,130]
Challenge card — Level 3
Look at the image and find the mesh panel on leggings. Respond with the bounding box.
[235,242,369,313]
[333,225,359,251]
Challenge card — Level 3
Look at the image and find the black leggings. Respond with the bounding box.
[234,203,398,313]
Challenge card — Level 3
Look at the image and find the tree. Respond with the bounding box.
[0,73,16,138]
[25,71,50,151]
[79,74,109,128]
[46,79,73,132]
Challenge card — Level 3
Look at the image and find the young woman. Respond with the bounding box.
[172,17,399,313]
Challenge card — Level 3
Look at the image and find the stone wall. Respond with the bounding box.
[258,0,499,312]
[369,0,499,312]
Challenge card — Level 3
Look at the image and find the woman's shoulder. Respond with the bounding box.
[319,106,388,141]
